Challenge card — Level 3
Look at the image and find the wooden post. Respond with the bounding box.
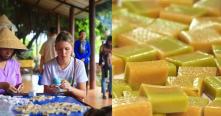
[56,14,61,33]
[89,0,96,89]
[69,7,75,40]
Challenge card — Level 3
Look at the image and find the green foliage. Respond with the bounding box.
[75,18,107,40]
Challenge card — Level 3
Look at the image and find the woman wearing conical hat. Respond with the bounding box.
[0,28,27,94]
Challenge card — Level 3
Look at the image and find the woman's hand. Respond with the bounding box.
[16,83,24,93]
[60,80,72,91]
[44,85,59,94]
[2,82,18,93]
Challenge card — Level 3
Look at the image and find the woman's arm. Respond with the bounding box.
[0,82,18,93]
[60,80,86,99]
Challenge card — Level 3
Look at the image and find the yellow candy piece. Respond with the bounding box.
[125,60,168,90]
[179,28,221,53]
[113,97,152,116]
[160,4,207,24]
[204,98,221,116]
[139,84,188,113]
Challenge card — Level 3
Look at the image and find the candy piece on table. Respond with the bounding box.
[113,97,152,116]
[113,45,158,63]
[178,66,217,77]
[167,96,209,116]
[113,79,132,98]
[158,0,197,6]
[204,98,221,116]
[189,17,221,31]
[113,10,154,28]
[146,18,188,37]
[166,51,216,67]
[112,19,134,47]
[179,28,221,53]
[160,4,207,24]
[112,55,124,75]
[213,44,221,58]
[204,76,221,100]
[117,27,163,47]
[148,37,193,59]
[139,84,188,113]
[125,60,168,90]
[166,76,204,96]
[113,12,154,47]
[194,0,221,16]
[123,0,163,18]
[118,12,154,27]
[168,62,177,76]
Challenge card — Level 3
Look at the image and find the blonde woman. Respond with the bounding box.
[40,31,88,99]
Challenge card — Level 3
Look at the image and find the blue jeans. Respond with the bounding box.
[101,65,112,96]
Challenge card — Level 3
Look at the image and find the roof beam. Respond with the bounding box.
[51,2,63,12]
[56,0,88,12]
[75,0,102,16]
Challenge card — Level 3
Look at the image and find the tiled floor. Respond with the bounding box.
[21,74,112,109]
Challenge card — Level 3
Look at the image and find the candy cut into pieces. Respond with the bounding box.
[166,76,204,96]
[178,66,217,77]
[148,36,193,59]
[189,17,221,31]
[125,60,168,90]
[159,0,198,6]
[166,51,216,67]
[160,4,207,24]
[113,45,158,63]
[146,18,188,37]
[112,19,134,47]
[204,98,221,116]
[194,0,221,16]
[168,62,177,76]
[204,76,221,99]
[123,0,163,18]
[167,96,209,116]
[113,79,132,98]
[112,55,124,75]
[139,84,188,113]
[118,27,163,47]
[179,28,221,53]
[114,11,154,28]
[113,97,152,116]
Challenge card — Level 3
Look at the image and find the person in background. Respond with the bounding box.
[99,36,112,99]
[39,27,57,74]
[40,31,88,99]
[74,30,91,76]
[0,28,27,94]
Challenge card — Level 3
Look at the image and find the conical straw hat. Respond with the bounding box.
[0,28,27,50]
[0,14,12,25]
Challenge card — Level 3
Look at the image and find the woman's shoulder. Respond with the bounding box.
[72,57,84,67]
[73,57,83,64]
